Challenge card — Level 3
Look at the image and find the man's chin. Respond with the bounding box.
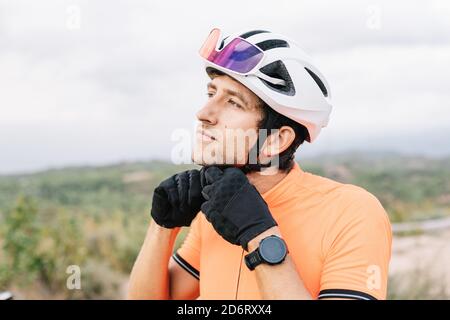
[192,145,253,166]
[191,152,246,168]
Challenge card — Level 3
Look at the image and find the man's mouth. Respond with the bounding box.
[197,129,217,142]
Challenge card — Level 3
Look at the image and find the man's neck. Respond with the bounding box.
[246,167,289,194]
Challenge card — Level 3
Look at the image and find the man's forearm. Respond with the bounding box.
[247,227,312,300]
[127,221,180,299]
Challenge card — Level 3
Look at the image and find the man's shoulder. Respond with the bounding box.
[300,171,388,220]
[338,183,382,207]
[329,183,390,231]
[299,170,372,200]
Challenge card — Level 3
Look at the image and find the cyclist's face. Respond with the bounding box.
[192,74,264,166]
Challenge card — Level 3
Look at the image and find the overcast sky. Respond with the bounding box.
[1,0,449,174]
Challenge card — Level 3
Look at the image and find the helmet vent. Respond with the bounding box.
[255,39,289,51]
[218,36,229,50]
[240,30,269,39]
[304,67,328,97]
[259,60,296,96]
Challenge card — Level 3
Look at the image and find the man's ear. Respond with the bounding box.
[259,126,296,160]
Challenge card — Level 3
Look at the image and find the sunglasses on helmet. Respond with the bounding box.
[199,28,286,86]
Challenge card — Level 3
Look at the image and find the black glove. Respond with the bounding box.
[200,166,277,251]
[151,169,205,228]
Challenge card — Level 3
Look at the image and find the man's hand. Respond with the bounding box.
[200,166,277,251]
[151,169,205,228]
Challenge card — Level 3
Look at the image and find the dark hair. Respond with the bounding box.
[257,100,309,172]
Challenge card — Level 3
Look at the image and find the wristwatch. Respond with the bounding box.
[244,235,288,271]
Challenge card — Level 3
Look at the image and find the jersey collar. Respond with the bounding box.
[261,162,305,208]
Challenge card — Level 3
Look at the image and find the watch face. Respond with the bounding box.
[259,236,287,264]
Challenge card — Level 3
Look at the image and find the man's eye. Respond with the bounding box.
[206,92,214,98]
[228,99,243,109]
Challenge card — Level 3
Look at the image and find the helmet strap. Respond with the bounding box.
[239,109,281,174]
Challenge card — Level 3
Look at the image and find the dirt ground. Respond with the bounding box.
[389,229,450,298]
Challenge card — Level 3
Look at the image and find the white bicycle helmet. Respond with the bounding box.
[200,29,332,143]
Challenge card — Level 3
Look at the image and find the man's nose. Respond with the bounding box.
[196,100,219,125]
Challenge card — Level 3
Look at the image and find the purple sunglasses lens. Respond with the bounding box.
[207,38,263,73]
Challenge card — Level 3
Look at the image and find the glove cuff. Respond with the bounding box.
[239,219,277,251]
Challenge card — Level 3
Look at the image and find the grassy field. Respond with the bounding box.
[1,152,450,299]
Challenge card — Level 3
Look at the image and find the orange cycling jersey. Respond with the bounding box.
[173,162,392,300]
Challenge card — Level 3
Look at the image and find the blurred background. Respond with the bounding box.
[0,0,449,299]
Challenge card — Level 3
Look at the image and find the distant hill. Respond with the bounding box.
[1,153,449,223]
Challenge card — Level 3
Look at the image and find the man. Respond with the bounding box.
[128,28,392,300]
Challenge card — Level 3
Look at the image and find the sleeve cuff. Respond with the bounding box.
[318,289,378,300]
[172,252,200,280]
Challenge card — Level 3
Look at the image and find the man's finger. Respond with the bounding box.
[201,185,213,200]
[204,166,224,184]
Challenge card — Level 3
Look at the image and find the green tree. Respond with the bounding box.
[1,196,41,286]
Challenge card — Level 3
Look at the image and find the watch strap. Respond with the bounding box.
[244,248,263,271]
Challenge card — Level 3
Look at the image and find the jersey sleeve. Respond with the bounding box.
[172,214,202,280]
[319,190,392,300]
